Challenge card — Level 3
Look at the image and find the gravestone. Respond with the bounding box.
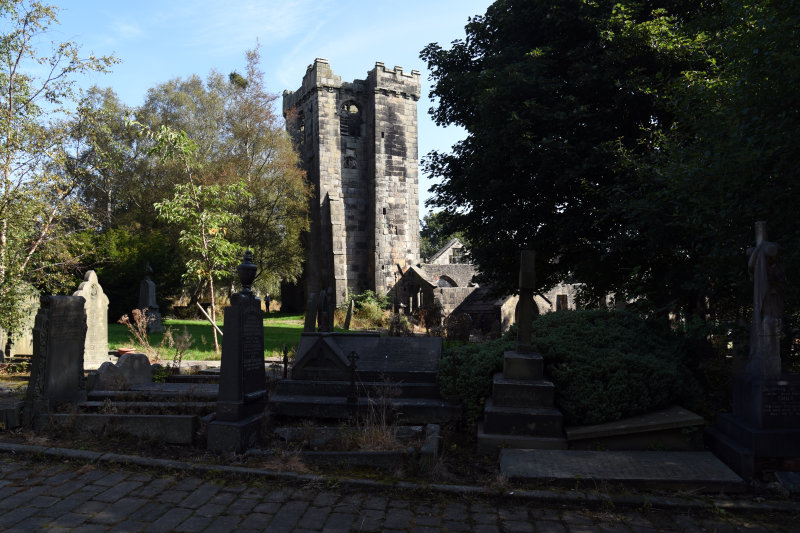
[6,293,39,356]
[303,292,319,332]
[139,263,164,333]
[92,352,152,391]
[73,270,111,369]
[706,221,800,478]
[479,250,568,453]
[24,295,87,425]
[208,250,267,453]
[344,298,354,330]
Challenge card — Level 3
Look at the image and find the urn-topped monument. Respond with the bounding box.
[207,250,267,453]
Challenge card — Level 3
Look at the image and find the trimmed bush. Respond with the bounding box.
[438,309,698,426]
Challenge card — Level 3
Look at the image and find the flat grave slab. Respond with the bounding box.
[565,405,705,450]
[500,449,744,492]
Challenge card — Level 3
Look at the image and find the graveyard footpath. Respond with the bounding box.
[0,448,796,532]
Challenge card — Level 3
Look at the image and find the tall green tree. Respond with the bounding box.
[620,0,800,355]
[135,46,308,296]
[419,210,466,262]
[223,46,309,295]
[135,122,248,353]
[0,0,115,334]
[421,0,708,314]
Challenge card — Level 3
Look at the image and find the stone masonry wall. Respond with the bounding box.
[283,59,420,307]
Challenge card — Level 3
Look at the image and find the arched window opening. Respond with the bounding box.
[340,102,361,137]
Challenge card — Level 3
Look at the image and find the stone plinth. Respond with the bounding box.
[707,373,800,478]
[477,350,567,453]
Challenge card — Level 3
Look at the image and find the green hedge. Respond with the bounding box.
[438,310,699,425]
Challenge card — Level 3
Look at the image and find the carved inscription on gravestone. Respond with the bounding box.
[242,309,264,391]
[25,295,87,420]
[761,385,800,425]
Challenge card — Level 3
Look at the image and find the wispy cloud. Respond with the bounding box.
[148,0,336,58]
[112,22,143,41]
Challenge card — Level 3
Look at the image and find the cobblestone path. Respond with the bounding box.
[0,456,792,532]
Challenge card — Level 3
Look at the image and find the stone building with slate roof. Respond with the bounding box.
[281,59,421,310]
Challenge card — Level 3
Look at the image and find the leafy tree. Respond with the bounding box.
[640,1,800,319]
[421,0,715,317]
[135,122,248,354]
[224,46,309,295]
[419,211,466,262]
[0,0,116,334]
[135,46,309,296]
[68,87,139,228]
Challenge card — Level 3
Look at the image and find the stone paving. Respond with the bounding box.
[0,456,793,532]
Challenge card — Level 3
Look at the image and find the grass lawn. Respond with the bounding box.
[108,312,304,361]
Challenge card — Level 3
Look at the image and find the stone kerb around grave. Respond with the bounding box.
[73,270,110,370]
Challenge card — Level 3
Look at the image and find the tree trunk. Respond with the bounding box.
[209,277,220,354]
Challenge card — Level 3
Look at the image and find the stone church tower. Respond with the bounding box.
[282,59,421,308]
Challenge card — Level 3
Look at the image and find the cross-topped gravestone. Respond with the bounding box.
[745,221,786,380]
[208,250,267,453]
[706,221,800,478]
[478,249,568,453]
[73,270,110,369]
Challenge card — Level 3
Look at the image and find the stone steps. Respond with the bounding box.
[78,400,217,415]
[88,384,219,402]
[269,393,461,424]
[165,374,220,385]
[490,373,555,407]
[482,398,564,437]
[476,423,567,454]
[478,350,568,451]
[45,413,200,445]
[273,379,442,399]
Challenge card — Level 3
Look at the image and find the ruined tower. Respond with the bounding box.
[282,59,420,308]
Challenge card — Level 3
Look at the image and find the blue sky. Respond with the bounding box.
[52,0,494,216]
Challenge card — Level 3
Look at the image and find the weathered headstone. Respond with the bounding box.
[344,298,355,330]
[92,352,152,391]
[24,295,87,425]
[73,270,110,369]
[706,221,800,478]
[139,263,164,334]
[7,293,39,356]
[208,250,267,453]
[317,288,334,332]
[745,221,785,379]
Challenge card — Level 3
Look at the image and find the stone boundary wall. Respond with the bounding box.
[434,287,475,316]
[421,264,476,288]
